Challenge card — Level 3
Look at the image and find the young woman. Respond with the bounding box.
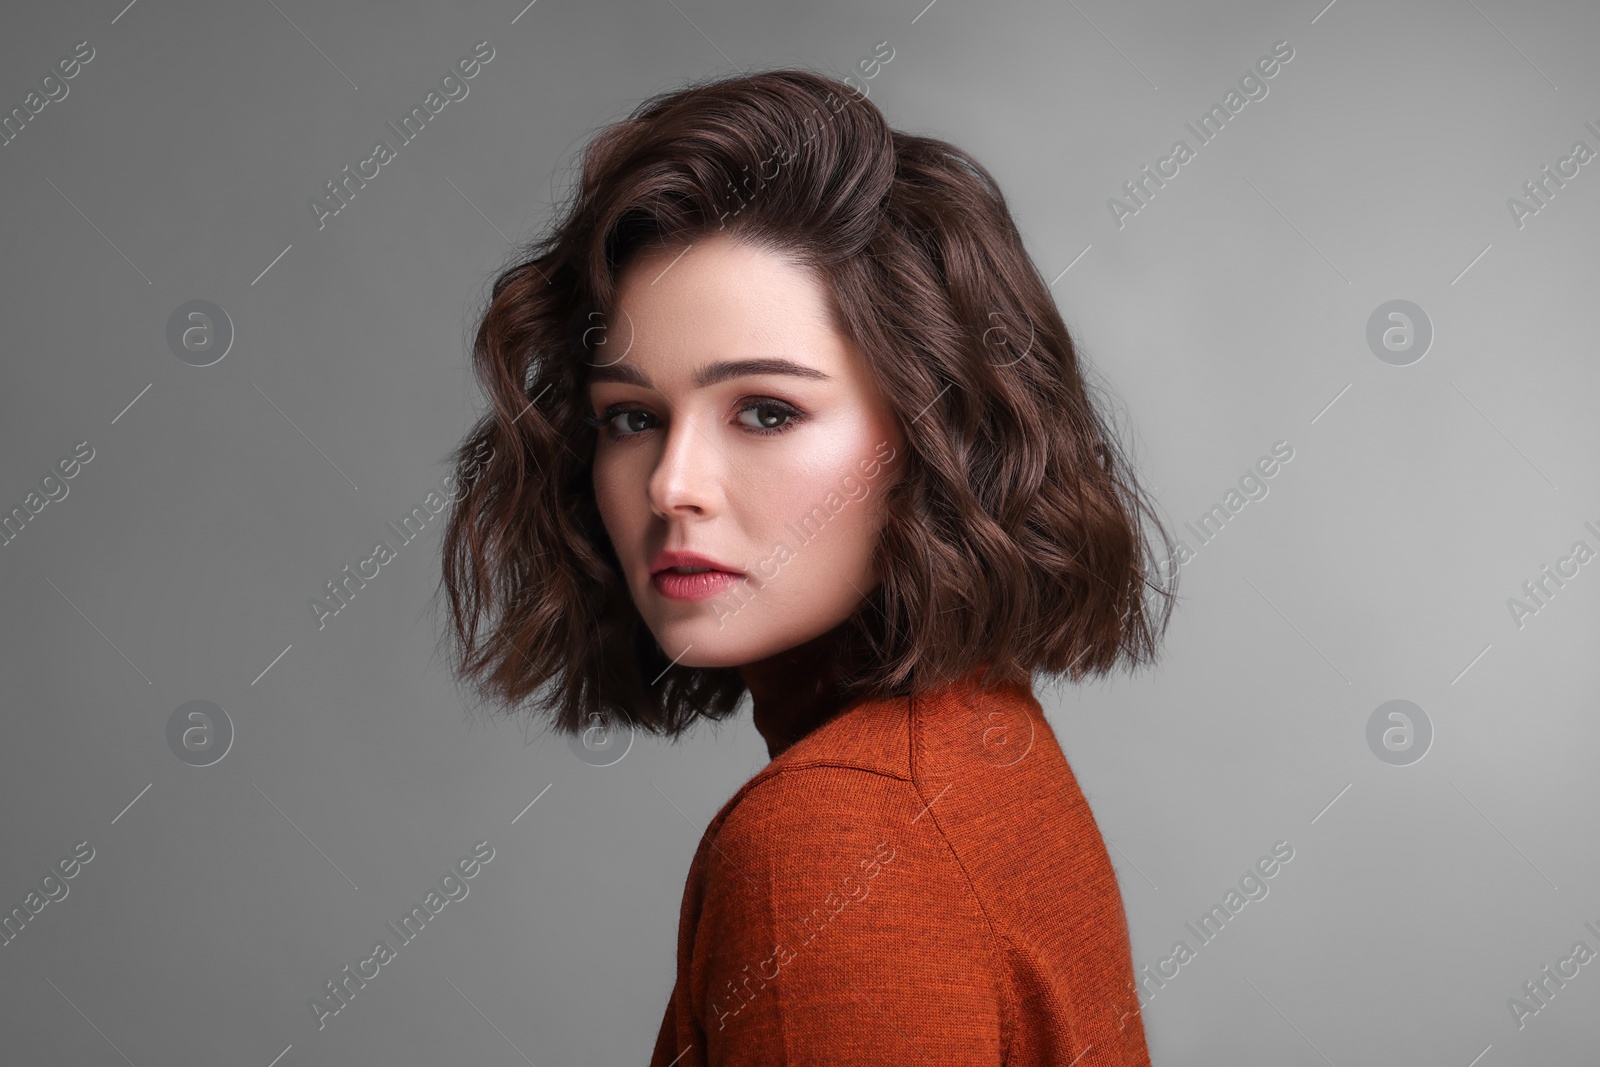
[440,69,1176,1066]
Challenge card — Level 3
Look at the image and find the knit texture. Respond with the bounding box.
[648,669,1152,1066]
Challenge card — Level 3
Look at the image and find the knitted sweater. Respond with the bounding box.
[648,668,1152,1065]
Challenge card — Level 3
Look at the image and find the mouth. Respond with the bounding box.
[649,562,746,602]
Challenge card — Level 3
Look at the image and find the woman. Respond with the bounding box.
[440,68,1176,1065]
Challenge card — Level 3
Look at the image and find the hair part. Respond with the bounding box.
[437,68,1178,741]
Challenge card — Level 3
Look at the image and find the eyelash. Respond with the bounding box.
[583,398,805,441]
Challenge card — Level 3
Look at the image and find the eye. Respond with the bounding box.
[588,406,657,438]
[736,400,802,435]
[584,398,805,441]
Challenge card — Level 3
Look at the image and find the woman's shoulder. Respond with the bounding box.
[705,758,921,875]
[701,671,1049,864]
[762,667,1044,781]
[694,747,1007,957]
[681,744,1015,1061]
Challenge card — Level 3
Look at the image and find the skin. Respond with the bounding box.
[588,231,904,676]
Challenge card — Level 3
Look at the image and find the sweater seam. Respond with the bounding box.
[698,761,915,899]
[717,758,905,825]
[706,760,914,842]
[908,688,1020,1064]
[764,755,912,783]
[704,759,1014,1056]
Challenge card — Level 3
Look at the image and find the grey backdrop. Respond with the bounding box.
[3,0,1598,1064]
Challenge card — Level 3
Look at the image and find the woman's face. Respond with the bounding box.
[588,232,904,669]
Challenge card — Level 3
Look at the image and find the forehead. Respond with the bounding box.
[607,233,848,373]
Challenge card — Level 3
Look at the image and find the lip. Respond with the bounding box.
[652,569,745,601]
[648,549,743,577]
[648,549,746,603]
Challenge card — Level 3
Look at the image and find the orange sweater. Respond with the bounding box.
[648,669,1152,1066]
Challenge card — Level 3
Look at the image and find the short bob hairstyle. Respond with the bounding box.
[439,68,1177,740]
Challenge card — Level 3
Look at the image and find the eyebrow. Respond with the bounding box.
[585,357,832,390]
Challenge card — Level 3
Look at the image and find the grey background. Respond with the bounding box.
[2,0,1597,1064]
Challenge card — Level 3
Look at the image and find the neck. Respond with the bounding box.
[740,623,861,760]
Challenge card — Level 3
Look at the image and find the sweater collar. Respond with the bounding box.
[740,621,870,760]
[741,628,1005,761]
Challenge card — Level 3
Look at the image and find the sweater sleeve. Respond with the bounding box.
[689,766,1010,1066]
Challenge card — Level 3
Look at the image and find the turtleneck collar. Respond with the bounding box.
[740,621,866,761]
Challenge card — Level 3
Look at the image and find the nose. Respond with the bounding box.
[647,410,723,519]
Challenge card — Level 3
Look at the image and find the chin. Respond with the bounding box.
[643,612,792,670]
[644,617,755,669]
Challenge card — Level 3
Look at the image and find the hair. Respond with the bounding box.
[438,67,1178,742]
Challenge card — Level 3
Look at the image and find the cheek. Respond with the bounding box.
[590,457,634,546]
[762,465,886,573]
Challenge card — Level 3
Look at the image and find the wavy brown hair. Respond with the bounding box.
[438,67,1177,741]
